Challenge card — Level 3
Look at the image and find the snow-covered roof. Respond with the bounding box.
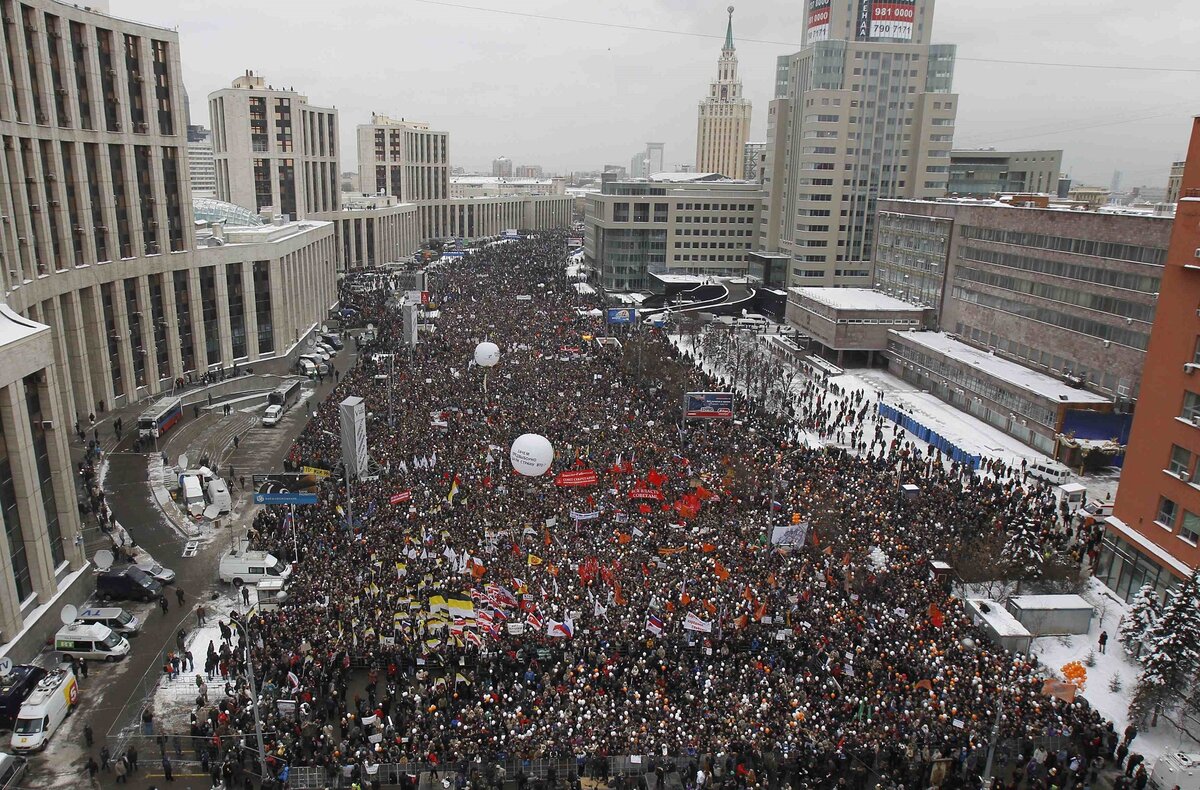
[967,598,1032,638]
[889,331,1111,405]
[451,177,556,187]
[0,302,47,347]
[1009,594,1093,612]
[647,172,728,183]
[790,287,921,312]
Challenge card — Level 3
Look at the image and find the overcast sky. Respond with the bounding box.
[119,0,1198,187]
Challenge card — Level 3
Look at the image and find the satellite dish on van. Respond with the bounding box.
[178,453,189,471]
[59,604,78,625]
[321,324,328,334]
[741,308,748,317]
[93,550,114,570]
[0,658,12,677]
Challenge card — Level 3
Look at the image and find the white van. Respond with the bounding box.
[10,667,77,752]
[75,607,141,636]
[219,547,291,586]
[0,752,26,788]
[54,622,130,662]
[1027,459,1071,486]
[206,478,232,514]
[262,404,283,426]
[181,475,205,518]
[297,358,317,378]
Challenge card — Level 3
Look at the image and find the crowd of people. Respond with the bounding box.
[185,232,1123,788]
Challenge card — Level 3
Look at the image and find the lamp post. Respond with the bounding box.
[229,614,271,786]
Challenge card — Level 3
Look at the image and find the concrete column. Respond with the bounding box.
[39,298,75,426]
[214,264,233,367]
[77,286,112,414]
[160,270,183,381]
[0,381,57,602]
[0,501,28,641]
[108,280,137,402]
[135,274,162,388]
[35,375,83,569]
[59,291,92,425]
[243,261,259,359]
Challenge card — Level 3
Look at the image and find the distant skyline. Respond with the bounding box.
[119,0,1199,187]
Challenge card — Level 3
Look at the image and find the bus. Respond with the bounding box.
[137,397,183,440]
[268,380,303,412]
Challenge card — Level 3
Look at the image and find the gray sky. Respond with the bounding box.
[120,0,1198,187]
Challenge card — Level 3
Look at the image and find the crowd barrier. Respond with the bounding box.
[877,402,983,470]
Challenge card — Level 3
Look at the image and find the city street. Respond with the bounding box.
[18,346,357,789]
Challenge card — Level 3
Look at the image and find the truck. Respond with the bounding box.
[136,396,183,440]
[10,666,77,752]
[219,544,291,586]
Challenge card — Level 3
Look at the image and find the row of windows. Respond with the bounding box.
[951,286,1150,351]
[960,225,1167,267]
[677,229,754,237]
[954,321,1127,396]
[675,241,752,250]
[957,244,1162,294]
[952,265,1156,324]
[672,254,747,263]
[675,202,755,211]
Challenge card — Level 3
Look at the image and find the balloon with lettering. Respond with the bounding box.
[474,341,501,368]
[510,433,554,477]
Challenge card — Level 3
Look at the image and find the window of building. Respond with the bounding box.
[1183,391,1200,423]
[1182,511,1200,545]
[1158,497,1179,530]
[1169,445,1193,478]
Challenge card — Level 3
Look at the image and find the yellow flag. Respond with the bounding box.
[527,554,544,567]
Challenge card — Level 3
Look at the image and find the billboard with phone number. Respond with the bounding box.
[685,392,734,419]
[857,0,915,41]
[807,0,831,43]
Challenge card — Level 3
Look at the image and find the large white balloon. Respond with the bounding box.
[510,433,554,477]
[474,341,501,368]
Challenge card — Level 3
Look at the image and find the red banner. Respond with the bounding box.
[390,491,412,505]
[555,469,598,487]
[629,487,665,501]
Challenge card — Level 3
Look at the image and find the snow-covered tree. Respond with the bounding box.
[1119,583,1161,660]
[1129,571,1200,727]
[1001,513,1044,581]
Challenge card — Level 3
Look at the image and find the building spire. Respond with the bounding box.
[724,6,735,51]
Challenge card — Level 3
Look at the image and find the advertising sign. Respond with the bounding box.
[567,237,584,248]
[503,229,520,239]
[807,0,831,43]
[301,466,331,478]
[684,392,734,419]
[870,0,915,40]
[607,308,637,325]
[339,396,369,478]
[253,473,320,505]
[390,491,412,505]
[857,0,915,41]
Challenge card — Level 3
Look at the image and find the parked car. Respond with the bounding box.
[96,567,162,602]
[0,667,47,725]
[135,560,176,585]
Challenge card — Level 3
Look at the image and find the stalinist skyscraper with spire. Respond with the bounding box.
[695,6,752,178]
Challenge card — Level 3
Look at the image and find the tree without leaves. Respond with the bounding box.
[1001,513,1044,581]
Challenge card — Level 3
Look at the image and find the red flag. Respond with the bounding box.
[713,561,730,581]
[928,602,945,628]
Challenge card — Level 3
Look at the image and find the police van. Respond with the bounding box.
[54,622,130,662]
[10,666,77,752]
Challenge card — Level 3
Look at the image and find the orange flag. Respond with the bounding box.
[1041,679,1077,703]
[543,529,552,547]
[928,602,944,628]
[614,581,627,606]
[617,533,632,545]
[665,601,675,612]
[734,614,749,630]
[823,546,833,556]
[700,543,717,553]
[754,600,767,622]
[657,546,687,557]
[703,599,717,615]
[913,679,933,692]
[742,585,755,602]
[767,572,778,589]
[713,561,730,581]
[680,592,693,607]
[469,560,487,580]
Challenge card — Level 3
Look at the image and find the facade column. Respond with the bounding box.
[160,270,184,382]
[0,502,27,640]
[109,278,137,403]
[243,260,259,359]
[0,381,56,601]
[137,275,161,388]
[77,286,112,414]
[59,291,93,424]
[214,264,233,367]
[35,375,83,569]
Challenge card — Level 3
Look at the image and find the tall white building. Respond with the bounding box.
[629,143,665,179]
[357,114,449,204]
[187,124,216,198]
[695,7,752,178]
[763,0,958,286]
[209,71,340,219]
[492,156,513,178]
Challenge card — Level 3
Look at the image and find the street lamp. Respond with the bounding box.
[228,613,271,786]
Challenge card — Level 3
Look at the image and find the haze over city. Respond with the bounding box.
[119,0,1199,185]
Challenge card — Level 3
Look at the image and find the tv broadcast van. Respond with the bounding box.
[10,667,77,752]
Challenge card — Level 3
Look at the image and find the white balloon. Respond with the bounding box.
[474,342,501,368]
[510,433,554,477]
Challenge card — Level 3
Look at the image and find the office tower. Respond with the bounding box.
[356,114,449,203]
[209,71,340,218]
[764,0,958,286]
[1168,160,1186,204]
[630,143,665,179]
[492,156,513,178]
[695,7,751,178]
[187,124,216,198]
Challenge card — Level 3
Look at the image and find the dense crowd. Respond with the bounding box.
[187,233,1123,788]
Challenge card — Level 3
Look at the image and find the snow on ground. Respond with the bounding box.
[1030,578,1197,766]
[151,592,247,732]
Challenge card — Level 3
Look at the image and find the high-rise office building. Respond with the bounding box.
[357,114,449,204]
[630,142,665,179]
[1099,118,1200,602]
[187,124,216,198]
[744,142,767,183]
[763,0,958,286]
[695,7,751,178]
[492,156,513,178]
[209,71,340,218]
[1168,160,1186,205]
